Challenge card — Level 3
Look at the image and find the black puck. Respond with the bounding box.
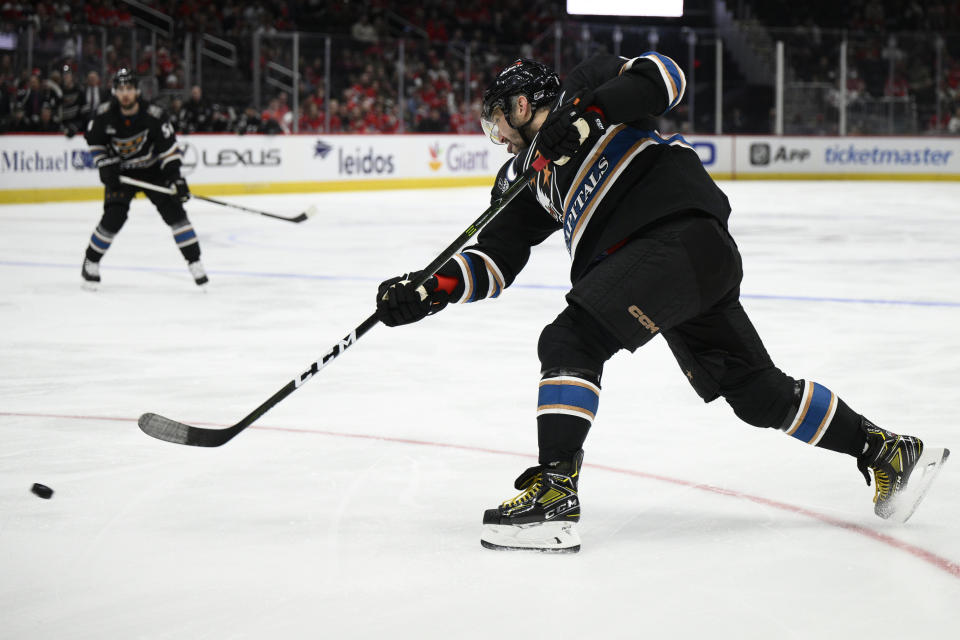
[31,483,54,499]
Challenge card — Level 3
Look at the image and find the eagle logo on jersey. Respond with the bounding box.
[112,130,149,158]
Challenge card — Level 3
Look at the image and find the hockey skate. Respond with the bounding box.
[481,450,583,553]
[857,420,950,523]
[81,258,100,290]
[187,260,209,287]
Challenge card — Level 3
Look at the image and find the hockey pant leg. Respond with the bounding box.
[86,186,135,262]
[663,289,867,458]
[543,215,744,464]
[144,187,201,263]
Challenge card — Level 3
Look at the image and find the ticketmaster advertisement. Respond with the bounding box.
[3,133,960,202]
[733,136,960,177]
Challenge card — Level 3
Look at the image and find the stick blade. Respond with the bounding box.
[289,205,316,223]
[138,412,235,447]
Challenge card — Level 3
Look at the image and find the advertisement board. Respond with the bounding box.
[733,136,960,178]
[2,133,960,203]
[0,134,511,202]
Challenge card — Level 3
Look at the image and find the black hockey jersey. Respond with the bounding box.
[438,52,731,303]
[60,84,84,131]
[84,98,182,175]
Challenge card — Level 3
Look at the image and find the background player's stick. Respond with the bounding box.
[138,155,551,447]
[119,176,315,223]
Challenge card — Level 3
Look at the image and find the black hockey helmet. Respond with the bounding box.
[481,59,560,143]
[111,68,138,93]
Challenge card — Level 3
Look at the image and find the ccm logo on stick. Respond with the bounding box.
[628,305,659,334]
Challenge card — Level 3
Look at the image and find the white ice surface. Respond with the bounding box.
[1,181,958,638]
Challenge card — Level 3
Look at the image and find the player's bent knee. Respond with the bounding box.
[722,368,800,429]
[538,305,621,373]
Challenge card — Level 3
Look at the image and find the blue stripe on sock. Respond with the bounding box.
[174,229,196,243]
[90,234,111,249]
[791,383,834,443]
[538,381,600,417]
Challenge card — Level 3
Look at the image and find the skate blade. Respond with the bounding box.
[81,280,99,291]
[884,447,950,524]
[480,521,581,553]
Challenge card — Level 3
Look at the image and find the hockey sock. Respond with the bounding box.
[537,368,600,464]
[85,224,116,262]
[171,220,200,263]
[780,380,866,457]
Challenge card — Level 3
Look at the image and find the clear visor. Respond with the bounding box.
[480,102,505,144]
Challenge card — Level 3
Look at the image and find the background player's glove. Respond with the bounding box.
[98,162,120,189]
[170,177,190,203]
[376,271,450,327]
[538,91,605,165]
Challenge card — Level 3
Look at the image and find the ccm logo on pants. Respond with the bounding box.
[628,305,659,334]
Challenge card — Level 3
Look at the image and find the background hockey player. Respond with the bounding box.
[375,55,950,552]
[81,68,208,288]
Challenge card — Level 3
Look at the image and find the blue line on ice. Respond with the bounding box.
[4,260,960,308]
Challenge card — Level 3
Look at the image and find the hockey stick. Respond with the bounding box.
[138,155,551,447]
[119,176,316,223]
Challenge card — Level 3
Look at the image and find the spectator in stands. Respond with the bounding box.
[44,70,63,114]
[81,71,107,119]
[35,103,61,132]
[376,99,401,133]
[417,106,447,132]
[210,104,236,132]
[351,13,378,43]
[846,68,867,103]
[326,98,344,132]
[309,85,325,112]
[17,75,52,128]
[235,106,263,134]
[60,67,85,137]
[179,85,213,133]
[168,97,184,132]
[260,98,287,134]
[948,106,960,134]
[4,105,30,132]
[298,100,325,132]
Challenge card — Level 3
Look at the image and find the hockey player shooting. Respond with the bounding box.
[81,68,208,289]
[375,54,951,552]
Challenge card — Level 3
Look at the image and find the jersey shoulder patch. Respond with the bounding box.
[96,102,112,115]
[147,104,166,120]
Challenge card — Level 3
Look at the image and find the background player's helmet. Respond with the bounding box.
[111,68,138,94]
[481,59,560,143]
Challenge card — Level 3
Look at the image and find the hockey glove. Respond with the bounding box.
[376,271,450,327]
[170,177,190,203]
[538,91,606,165]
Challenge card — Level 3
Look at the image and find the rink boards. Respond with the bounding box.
[3,133,960,203]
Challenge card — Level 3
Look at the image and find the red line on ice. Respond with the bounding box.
[4,410,957,578]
